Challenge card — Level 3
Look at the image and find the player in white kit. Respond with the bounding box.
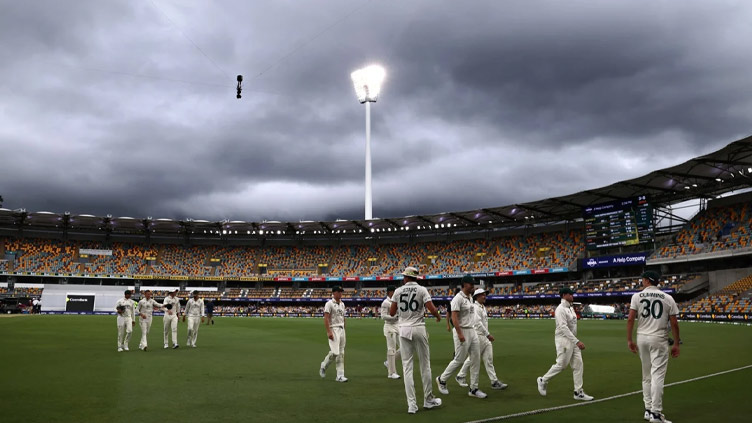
[537,287,594,401]
[389,266,443,414]
[381,285,401,379]
[437,274,486,399]
[162,289,181,349]
[319,286,348,382]
[456,288,507,390]
[136,290,162,351]
[115,290,136,352]
[182,291,205,347]
[627,271,680,423]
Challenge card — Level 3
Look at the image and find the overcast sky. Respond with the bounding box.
[1,0,751,222]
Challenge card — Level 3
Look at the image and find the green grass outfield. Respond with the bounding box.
[1,316,750,423]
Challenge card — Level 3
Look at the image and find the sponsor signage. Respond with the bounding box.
[309,277,326,282]
[514,270,531,275]
[532,269,549,275]
[377,276,393,281]
[327,277,343,282]
[344,277,359,281]
[360,276,376,281]
[66,294,95,312]
[275,277,292,282]
[679,313,750,322]
[292,277,308,282]
[582,252,648,269]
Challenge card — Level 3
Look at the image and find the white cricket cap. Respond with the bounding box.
[472,288,487,297]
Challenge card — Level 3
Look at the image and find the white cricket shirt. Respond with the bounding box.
[391,282,432,327]
[324,299,345,328]
[380,297,399,326]
[136,298,160,318]
[630,285,679,338]
[472,303,490,338]
[115,298,135,321]
[553,299,579,344]
[450,290,475,328]
[185,298,205,317]
[162,296,180,317]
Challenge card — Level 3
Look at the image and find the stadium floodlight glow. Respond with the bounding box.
[351,65,386,103]
[351,64,386,220]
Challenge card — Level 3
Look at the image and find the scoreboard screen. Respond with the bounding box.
[583,196,654,250]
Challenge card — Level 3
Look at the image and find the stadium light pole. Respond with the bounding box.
[351,64,386,220]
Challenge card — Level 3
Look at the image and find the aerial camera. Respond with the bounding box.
[236,75,243,99]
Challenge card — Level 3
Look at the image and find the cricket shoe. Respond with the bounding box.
[455,375,468,387]
[468,389,488,399]
[117,347,123,352]
[649,413,672,423]
[384,360,388,369]
[335,376,349,383]
[436,377,449,395]
[573,390,594,401]
[164,344,169,349]
[172,344,179,349]
[491,380,508,390]
[123,346,129,351]
[407,405,418,414]
[191,344,197,348]
[644,410,652,421]
[319,366,326,378]
[423,397,442,409]
[388,373,401,379]
[143,346,148,352]
[536,377,547,396]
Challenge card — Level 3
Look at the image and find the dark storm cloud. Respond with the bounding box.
[1,0,750,222]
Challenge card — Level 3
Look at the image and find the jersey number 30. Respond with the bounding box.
[640,299,664,319]
[399,293,419,312]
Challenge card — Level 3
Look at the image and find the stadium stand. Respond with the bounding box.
[653,200,752,259]
[3,233,584,278]
[682,274,752,314]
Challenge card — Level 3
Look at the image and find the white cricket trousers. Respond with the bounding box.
[458,335,498,383]
[321,326,346,378]
[138,317,153,349]
[186,316,200,346]
[384,324,401,375]
[541,338,583,391]
[399,326,436,409]
[117,316,133,348]
[440,328,481,390]
[163,314,178,346]
[638,335,670,414]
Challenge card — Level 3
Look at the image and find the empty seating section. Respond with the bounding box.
[152,245,213,276]
[653,201,752,259]
[485,231,582,271]
[215,246,256,277]
[1,231,584,278]
[5,238,77,274]
[683,274,752,314]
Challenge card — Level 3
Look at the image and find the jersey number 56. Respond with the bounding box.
[399,293,419,312]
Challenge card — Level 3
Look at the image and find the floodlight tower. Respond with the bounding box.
[351,64,386,220]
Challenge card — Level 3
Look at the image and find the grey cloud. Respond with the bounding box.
[1,0,750,222]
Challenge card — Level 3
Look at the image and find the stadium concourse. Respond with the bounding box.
[1,136,752,320]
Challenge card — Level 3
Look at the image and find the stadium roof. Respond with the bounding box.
[2,134,751,237]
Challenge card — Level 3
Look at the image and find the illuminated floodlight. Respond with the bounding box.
[351,64,386,220]
[351,65,386,104]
